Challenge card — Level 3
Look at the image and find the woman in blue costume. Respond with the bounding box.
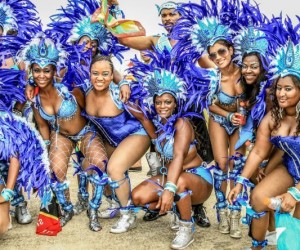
[0,68,52,235]
[0,0,43,225]
[126,49,213,250]
[80,54,150,233]
[171,0,271,238]
[45,0,129,217]
[17,34,108,232]
[228,31,300,249]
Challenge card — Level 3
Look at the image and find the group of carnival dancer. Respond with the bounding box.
[0,0,300,249]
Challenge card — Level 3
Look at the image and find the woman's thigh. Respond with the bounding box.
[177,172,213,204]
[209,117,229,168]
[251,166,294,211]
[107,135,150,176]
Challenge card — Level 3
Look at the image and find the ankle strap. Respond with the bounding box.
[252,239,268,248]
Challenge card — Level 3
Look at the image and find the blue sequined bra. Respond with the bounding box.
[270,136,300,183]
[152,135,197,161]
[35,83,77,129]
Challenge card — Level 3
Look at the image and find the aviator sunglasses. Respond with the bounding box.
[208,48,229,61]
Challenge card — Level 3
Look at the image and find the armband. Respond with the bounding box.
[287,187,300,202]
[119,79,131,87]
[1,188,14,202]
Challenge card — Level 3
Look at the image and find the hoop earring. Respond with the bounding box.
[296,101,300,119]
[279,107,285,119]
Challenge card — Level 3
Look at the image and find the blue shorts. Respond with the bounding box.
[185,163,213,185]
[210,113,238,135]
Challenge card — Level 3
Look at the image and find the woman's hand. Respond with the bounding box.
[231,112,241,126]
[227,184,243,205]
[156,190,174,215]
[25,84,35,100]
[277,193,297,213]
[119,84,131,103]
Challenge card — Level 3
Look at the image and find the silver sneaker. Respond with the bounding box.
[110,210,137,234]
[15,201,33,224]
[218,209,230,234]
[170,212,179,231]
[73,193,89,215]
[98,197,120,219]
[146,152,162,176]
[171,220,195,250]
[229,210,242,238]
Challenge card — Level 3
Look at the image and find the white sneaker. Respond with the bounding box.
[98,197,120,219]
[265,230,277,246]
[170,212,179,231]
[171,220,195,249]
[110,210,137,234]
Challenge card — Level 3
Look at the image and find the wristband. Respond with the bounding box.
[164,181,177,195]
[1,188,14,202]
[226,112,234,122]
[287,187,300,202]
[44,140,51,146]
[236,175,254,188]
[119,79,131,87]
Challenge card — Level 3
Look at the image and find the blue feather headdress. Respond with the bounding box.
[16,33,68,72]
[0,1,17,34]
[47,0,128,60]
[269,39,300,80]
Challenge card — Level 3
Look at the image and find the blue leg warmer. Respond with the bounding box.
[88,174,108,210]
[213,165,228,211]
[51,181,73,212]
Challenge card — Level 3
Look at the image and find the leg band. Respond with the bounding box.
[11,187,25,207]
[51,181,73,212]
[78,172,89,199]
[88,174,107,210]
[213,165,228,210]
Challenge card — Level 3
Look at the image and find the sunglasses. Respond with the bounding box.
[208,48,229,61]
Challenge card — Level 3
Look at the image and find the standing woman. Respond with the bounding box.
[228,38,300,249]
[17,34,108,232]
[81,55,150,233]
[45,0,128,217]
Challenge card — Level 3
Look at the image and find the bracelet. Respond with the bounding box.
[118,79,131,87]
[1,188,14,202]
[287,187,300,202]
[236,175,254,188]
[44,140,51,146]
[12,108,23,117]
[226,112,234,122]
[164,181,177,195]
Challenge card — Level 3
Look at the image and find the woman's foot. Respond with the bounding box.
[98,197,120,219]
[192,204,210,228]
[15,201,33,224]
[73,193,89,215]
[87,209,102,232]
[171,220,195,249]
[143,210,167,221]
[60,210,74,227]
[229,210,242,238]
[218,209,230,234]
[110,209,137,233]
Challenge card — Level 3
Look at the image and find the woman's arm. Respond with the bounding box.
[127,102,157,139]
[228,112,274,203]
[0,157,20,204]
[32,105,50,141]
[72,88,85,109]
[158,118,191,214]
[118,36,159,51]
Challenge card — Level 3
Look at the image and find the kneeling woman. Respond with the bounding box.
[128,56,213,249]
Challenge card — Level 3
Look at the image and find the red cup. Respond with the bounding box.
[236,113,246,126]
